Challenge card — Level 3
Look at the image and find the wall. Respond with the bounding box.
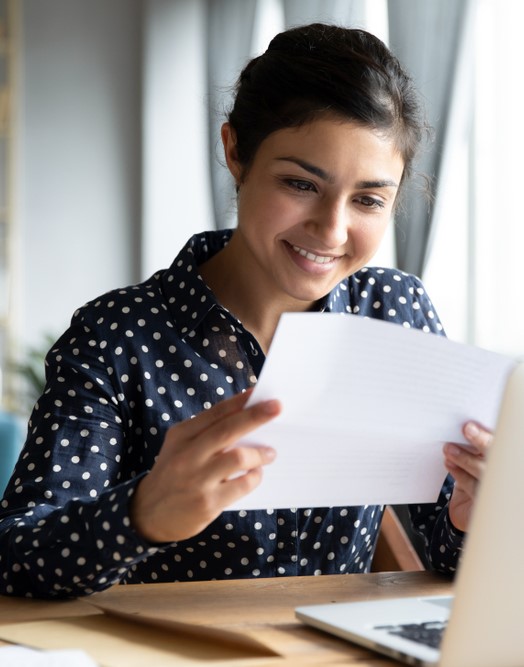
[17,0,142,350]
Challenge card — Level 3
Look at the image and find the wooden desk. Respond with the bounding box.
[0,571,452,666]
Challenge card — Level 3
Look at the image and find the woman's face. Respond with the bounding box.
[223,117,405,307]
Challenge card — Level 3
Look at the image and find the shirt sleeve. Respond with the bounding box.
[0,305,169,598]
[409,475,465,574]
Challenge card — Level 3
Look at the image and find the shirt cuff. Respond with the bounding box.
[90,474,175,568]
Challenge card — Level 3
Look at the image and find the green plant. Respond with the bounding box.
[12,334,56,414]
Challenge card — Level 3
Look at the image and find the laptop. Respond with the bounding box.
[296,361,524,667]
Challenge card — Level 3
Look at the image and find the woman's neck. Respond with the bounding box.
[199,233,315,354]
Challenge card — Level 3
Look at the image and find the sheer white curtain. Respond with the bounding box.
[471,0,524,356]
[388,0,474,279]
[425,0,524,356]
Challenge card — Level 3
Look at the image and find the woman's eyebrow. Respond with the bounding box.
[275,157,398,189]
[356,179,399,189]
[275,156,335,183]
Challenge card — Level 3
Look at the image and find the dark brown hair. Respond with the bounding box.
[227,23,427,186]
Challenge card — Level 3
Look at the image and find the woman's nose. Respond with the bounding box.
[306,200,349,248]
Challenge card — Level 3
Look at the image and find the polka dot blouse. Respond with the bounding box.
[0,230,463,598]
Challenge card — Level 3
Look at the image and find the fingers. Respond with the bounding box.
[170,389,253,440]
[204,398,281,454]
[167,390,281,460]
[131,391,282,543]
[444,422,491,474]
[163,390,281,485]
[443,442,485,481]
[462,421,492,456]
[444,421,492,495]
[445,460,479,499]
[212,443,276,483]
[166,395,281,472]
[446,421,493,532]
[215,457,270,509]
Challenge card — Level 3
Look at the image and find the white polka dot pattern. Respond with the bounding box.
[0,231,461,598]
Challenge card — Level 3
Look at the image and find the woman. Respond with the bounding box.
[0,23,489,598]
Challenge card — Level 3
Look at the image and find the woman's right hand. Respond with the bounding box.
[130,390,280,543]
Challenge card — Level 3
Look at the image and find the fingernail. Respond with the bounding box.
[444,443,461,457]
[262,446,277,461]
[262,400,281,415]
[465,422,479,439]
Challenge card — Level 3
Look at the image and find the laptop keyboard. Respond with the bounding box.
[374,621,447,649]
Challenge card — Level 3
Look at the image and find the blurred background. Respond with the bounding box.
[0,0,522,424]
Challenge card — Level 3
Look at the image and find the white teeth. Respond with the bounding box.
[292,245,335,265]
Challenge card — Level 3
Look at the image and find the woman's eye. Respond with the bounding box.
[285,179,316,192]
[357,195,385,209]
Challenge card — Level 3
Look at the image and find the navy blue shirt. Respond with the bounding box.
[0,230,463,598]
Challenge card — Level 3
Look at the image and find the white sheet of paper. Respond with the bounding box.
[0,646,98,667]
[228,313,516,510]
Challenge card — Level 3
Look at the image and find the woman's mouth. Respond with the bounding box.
[291,244,337,265]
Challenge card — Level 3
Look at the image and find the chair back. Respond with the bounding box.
[371,506,425,572]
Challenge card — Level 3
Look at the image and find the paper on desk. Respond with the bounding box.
[229,313,516,510]
[0,646,98,667]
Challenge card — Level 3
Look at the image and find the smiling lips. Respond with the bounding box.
[291,244,338,265]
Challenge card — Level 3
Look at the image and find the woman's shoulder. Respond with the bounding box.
[347,266,430,303]
[73,229,231,323]
[345,267,444,334]
[70,271,168,331]
[350,265,425,290]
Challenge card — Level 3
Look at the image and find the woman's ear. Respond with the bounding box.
[221,123,243,185]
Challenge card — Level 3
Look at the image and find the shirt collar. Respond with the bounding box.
[162,230,234,338]
[320,280,350,313]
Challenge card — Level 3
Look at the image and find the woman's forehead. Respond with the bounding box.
[258,118,404,170]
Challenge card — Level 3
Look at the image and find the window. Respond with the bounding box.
[425,0,524,357]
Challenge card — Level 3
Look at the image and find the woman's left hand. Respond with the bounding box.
[443,422,493,532]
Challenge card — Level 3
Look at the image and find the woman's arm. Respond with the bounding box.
[0,304,279,598]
